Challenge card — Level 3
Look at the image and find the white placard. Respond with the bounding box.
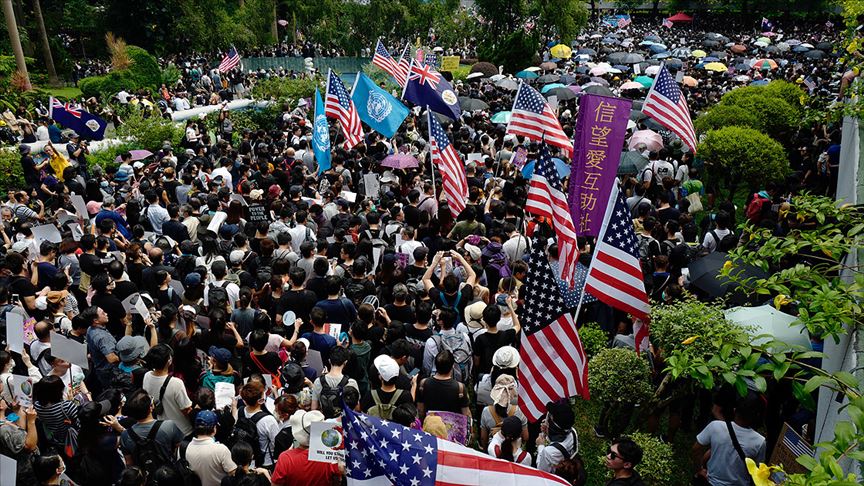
[6,311,24,354]
[363,173,380,198]
[70,194,88,218]
[50,331,89,369]
[547,96,559,114]
[372,247,383,274]
[340,190,357,203]
[322,323,341,341]
[395,232,405,250]
[467,153,483,163]
[633,63,641,75]
[121,293,139,313]
[308,421,345,463]
[675,70,685,83]
[326,236,336,244]
[214,381,235,409]
[0,454,16,486]
[68,222,84,241]
[134,296,151,321]
[32,224,62,244]
[57,210,77,226]
[9,374,33,407]
[207,211,228,233]
[230,193,248,206]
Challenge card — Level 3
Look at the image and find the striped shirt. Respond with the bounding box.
[34,400,79,447]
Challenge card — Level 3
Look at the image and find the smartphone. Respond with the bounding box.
[408,368,420,377]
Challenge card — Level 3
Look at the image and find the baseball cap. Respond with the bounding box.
[10,240,30,254]
[229,249,245,264]
[132,161,145,170]
[184,272,202,287]
[373,355,400,382]
[208,346,231,366]
[195,410,219,427]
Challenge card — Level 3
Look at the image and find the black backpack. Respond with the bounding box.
[272,426,294,458]
[710,230,738,253]
[318,375,349,418]
[128,420,200,486]
[207,281,230,311]
[230,410,271,466]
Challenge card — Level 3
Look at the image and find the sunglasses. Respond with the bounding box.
[607,448,622,461]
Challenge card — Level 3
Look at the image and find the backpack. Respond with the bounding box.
[710,230,738,253]
[249,352,282,389]
[549,429,587,486]
[207,281,230,311]
[318,375,349,418]
[230,410,271,466]
[367,389,403,420]
[636,234,659,277]
[746,193,772,223]
[272,426,294,458]
[432,333,472,383]
[127,420,200,486]
[487,404,516,438]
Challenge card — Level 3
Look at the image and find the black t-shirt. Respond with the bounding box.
[91,293,127,338]
[243,351,282,377]
[114,281,139,302]
[360,387,415,412]
[78,253,104,277]
[384,303,415,325]
[428,286,473,322]
[404,205,422,229]
[473,329,517,375]
[417,376,468,414]
[20,155,39,186]
[277,289,318,324]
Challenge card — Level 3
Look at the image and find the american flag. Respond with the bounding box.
[518,236,589,421]
[507,83,573,156]
[803,76,816,92]
[526,145,579,287]
[761,17,774,32]
[218,46,241,73]
[782,426,814,458]
[325,70,364,149]
[642,64,698,154]
[396,44,411,87]
[372,39,403,86]
[618,17,632,28]
[662,18,673,28]
[343,405,569,486]
[555,261,597,309]
[427,111,468,218]
[583,183,651,353]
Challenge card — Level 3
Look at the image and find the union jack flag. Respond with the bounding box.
[408,62,441,90]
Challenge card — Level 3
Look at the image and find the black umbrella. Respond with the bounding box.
[607,52,627,64]
[630,109,647,121]
[582,84,613,96]
[577,48,597,56]
[816,42,832,50]
[546,87,577,100]
[458,97,489,111]
[804,50,826,59]
[559,74,577,84]
[665,58,684,70]
[688,252,768,303]
[537,74,561,83]
[703,39,721,48]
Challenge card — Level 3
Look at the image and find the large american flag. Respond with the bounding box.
[218,46,241,73]
[642,64,697,154]
[526,145,579,287]
[519,236,589,422]
[428,111,467,218]
[583,184,651,352]
[325,70,364,149]
[507,83,573,156]
[372,39,403,86]
[343,404,569,485]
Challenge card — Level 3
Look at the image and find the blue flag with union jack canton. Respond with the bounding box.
[402,60,461,120]
[49,97,107,140]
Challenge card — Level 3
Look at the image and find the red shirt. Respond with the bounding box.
[271,448,340,486]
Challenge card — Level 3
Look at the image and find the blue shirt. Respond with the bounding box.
[86,326,117,383]
[314,297,357,326]
[300,331,337,367]
[47,125,62,143]
[95,209,131,239]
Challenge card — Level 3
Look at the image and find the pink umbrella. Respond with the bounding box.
[114,149,153,163]
[381,153,419,169]
[628,129,664,152]
[567,85,582,94]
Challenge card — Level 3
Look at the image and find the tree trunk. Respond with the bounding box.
[32,0,58,86]
[2,0,31,90]
[271,1,278,42]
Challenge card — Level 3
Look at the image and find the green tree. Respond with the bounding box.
[694,105,761,133]
[698,126,789,196]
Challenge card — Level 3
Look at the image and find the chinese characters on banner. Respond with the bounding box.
[568,94,631,236]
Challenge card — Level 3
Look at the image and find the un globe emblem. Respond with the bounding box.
[367,92,392,123]
[314,114,330,151]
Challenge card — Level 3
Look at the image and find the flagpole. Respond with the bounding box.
[401,59,414,101]
[426,107,436,199]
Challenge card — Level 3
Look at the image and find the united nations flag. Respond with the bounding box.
[313,88,332,175]
[351,72,409,139]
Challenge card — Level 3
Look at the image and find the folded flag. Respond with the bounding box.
[351,72,409,139]
[49,97,108,141]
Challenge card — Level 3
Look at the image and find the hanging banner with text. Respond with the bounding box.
[568,94,631,236]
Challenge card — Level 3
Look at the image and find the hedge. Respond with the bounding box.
[698,126,790,189]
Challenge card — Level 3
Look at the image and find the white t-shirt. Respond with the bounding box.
[643,160,675,185]
[203,279,241,308]
[702,228,733,254]
[241,407,280,467]
[398,240,424,265]
[211,167,233,192]
[488,431,531,465]
[185,437,236,486]
[143,372,194,436]
[696,420,766,486]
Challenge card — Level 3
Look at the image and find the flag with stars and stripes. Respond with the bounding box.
[218,45,241,73]
[583,183,651,353]
[372,39,405,87]
[518,236,590,422]
[642,64,697,154]
[428,110,468,218]
[526,145,580,287]
[507,83,573,156]
[553,261,597,309]
[396,44,411,88]
[424,52,440,68]
[325,69,364,149]
[342,404,569,486]
[662,18,673,28]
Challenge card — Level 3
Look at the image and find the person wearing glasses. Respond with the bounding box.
[604,438,646,486]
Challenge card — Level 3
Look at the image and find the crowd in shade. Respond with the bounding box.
[0,9,853,486]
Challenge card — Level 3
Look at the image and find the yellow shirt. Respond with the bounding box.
[49,153,71,181]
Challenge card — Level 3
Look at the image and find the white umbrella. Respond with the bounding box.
[489,74,506,82]
[524,66,541,72]
[645,65,661,76]
[724,305,811,348]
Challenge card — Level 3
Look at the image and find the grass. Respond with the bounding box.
[40,85,82,99]
[573,399,694,486]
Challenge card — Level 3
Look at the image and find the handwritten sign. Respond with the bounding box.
[440,56,460,72]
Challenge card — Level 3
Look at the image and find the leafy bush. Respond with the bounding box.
[761,80,806,110]
[451,65,472,83]
[251,77,319,106]
[161,63,182,86]
[698,126,790,189]
[650,296,744,359]
[115,109,184,152]
[628,432,675,484]
[727,95,798,140]
[578,322,608,359]
[126,46,162,90]
[694,105,761,134]
[587,348,653,405]
[78,76,104,98]
[0,149,26,196]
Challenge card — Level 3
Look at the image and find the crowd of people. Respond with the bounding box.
[0,10,853,486]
